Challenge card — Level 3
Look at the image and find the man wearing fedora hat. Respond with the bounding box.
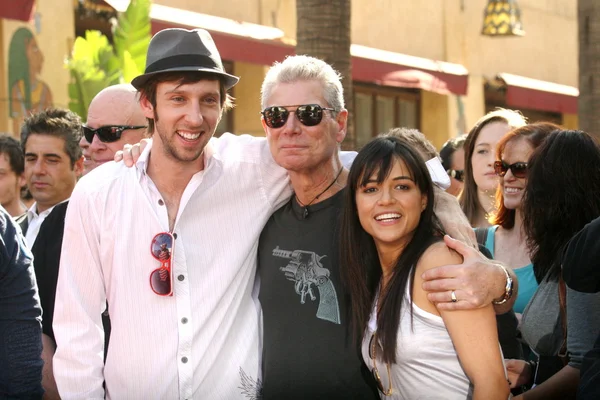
[53,28,292,399]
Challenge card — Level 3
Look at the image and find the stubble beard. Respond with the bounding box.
[152,111,210,163]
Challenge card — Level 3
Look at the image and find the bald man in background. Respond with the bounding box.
[84,84,147,167]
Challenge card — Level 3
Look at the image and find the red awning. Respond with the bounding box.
[351,45,468,96]
[106,1,469,96]
[0,0,35,22]
[497,73,578,114]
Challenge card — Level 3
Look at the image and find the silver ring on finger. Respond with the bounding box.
[451,290,458,303]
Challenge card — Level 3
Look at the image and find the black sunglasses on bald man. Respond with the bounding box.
[83,125,147,144]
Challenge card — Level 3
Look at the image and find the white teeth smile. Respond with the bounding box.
[375,213,401,222]
[178,131,201,140]
[504,187,522,194]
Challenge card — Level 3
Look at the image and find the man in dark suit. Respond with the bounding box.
[17,108,84,399]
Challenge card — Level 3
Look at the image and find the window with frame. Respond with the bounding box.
[353,84,420,150]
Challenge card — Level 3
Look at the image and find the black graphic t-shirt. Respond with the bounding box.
[257,190,378,400]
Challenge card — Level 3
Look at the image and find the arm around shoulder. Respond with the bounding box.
[417,243,510,400]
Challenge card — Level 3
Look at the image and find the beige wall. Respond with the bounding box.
[160,0,261,24]
[1,0,74,135]
[421,91,450,149]
[352,0,446,60]
[352,0,577,141]
[158,0,579,143]
[233,62,266,136]
[84,0,577,145]
[562,113,579,130]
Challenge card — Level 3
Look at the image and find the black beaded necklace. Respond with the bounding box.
[295,168,344,219]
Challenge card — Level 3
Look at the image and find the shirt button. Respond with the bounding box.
[181,356,188,363]
[181,317,188,324]
[158,199,164,206]
[173,233,178,239]
[178,274,185,281]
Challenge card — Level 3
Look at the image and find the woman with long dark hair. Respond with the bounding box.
[340,136,509,399]
[506,130,600,399]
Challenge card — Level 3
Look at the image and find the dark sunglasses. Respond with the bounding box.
[447,169,464,182]
[83,125,147,143]
[368,332,393,396]
[261,104,335,129]
[150,232,174,296]
[494,161,528,179]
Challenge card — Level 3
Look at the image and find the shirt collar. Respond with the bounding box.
[27,198,69,221]
[135,137,220,179]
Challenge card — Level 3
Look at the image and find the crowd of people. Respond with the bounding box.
[1,27,599,400]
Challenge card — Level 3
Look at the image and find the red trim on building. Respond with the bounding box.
[151,20,468,96]
[505,86,578,114]
[352,58,467,96]
[0,0,35,22]
[499,73,578,114]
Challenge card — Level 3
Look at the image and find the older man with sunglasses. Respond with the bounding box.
[82,84,147,170]
[255,57,519,398]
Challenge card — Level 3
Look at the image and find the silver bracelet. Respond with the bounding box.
[492,264,513,305]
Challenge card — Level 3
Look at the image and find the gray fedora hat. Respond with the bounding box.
[131,28,239,90]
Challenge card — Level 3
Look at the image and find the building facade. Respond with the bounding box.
[0,0,578,149]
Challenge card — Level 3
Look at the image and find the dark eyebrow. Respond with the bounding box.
[44,153,63,159]
[25,152,63,159]
[165,87,220,99]
[364,175,414,184]
[392,176,414,181]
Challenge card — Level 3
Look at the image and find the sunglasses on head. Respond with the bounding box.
[447,169,464,182]
[261,104,335,129]
[150,232,174,296]
[494,161,528,179]
[83,125,147,143]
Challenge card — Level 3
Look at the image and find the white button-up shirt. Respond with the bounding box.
[53,134,291,399]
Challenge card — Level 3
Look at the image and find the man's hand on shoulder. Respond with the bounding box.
[433,187,477,248]
[113,138,152,167]
[421,235,517,312]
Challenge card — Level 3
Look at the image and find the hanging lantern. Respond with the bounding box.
[481,0,525,37]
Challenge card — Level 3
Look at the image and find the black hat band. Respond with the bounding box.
[145,54,222,74]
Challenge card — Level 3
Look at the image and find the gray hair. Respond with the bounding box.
[261,55,345,111]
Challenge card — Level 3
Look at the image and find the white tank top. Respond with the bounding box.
[361,284,474,399]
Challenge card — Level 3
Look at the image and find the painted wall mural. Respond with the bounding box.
[8,27,53,134]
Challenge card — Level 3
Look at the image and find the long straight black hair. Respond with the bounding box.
[522,130,600,282]
[340,136,443,363]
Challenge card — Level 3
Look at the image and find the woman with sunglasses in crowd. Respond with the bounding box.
[505,129,600,399]
[440,134,467,197]
[478,123,559,316]
[340,136,509,399]
[460,109,527,228]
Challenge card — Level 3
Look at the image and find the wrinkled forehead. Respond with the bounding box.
[266,80,328,108]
